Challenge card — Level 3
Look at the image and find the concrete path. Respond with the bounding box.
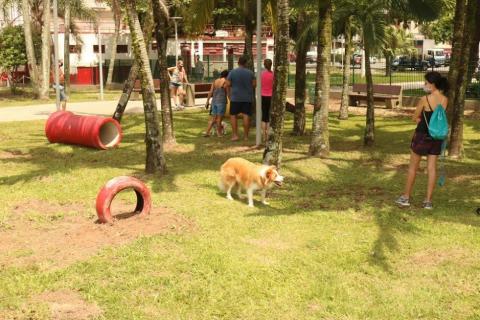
[0,98,207,122]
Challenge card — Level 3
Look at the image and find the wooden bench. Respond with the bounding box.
[132,80,211,106]
[348,84,402,109]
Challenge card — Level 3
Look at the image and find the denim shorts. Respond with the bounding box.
[211,103,226,116]
[52,85,67,101]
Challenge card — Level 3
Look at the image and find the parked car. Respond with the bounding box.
[351,54,377,65]
[391,56,429,71]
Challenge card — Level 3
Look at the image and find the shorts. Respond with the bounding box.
[52,85,66,101]
[211,103,226,116]
[261,96,271,122]
[170,82,182,89]
[411,131,443,156]
[230,101,252,116]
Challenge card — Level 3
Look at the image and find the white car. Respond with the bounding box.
[306,51,317,63]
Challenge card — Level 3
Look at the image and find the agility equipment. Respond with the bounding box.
[96,176,152,223]
[45,111,122,149]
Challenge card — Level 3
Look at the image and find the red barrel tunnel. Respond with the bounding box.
[45,111,122,149]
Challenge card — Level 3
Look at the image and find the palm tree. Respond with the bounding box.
[106,0,120,88]
[291,3,316,135]
[20,0,41,98]
[263,0,290,166]
[382,25,415,76]
[447,0,478,158]
[338,16,353,120]
[309,0,332,157]
[40,0,51,100]
[358,1,386,146]
[152,0,176,145]
[125,0,167,174]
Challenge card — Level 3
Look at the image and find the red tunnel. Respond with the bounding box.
[45,111,122,149]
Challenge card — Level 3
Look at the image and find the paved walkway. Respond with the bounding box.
[0,98,207,122]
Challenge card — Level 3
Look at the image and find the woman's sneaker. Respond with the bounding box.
[395,195,411,207]
[422,201,433,210]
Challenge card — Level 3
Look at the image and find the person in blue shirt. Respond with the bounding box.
[225,56,256,142]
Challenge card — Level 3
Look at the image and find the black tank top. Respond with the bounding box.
[416,97,434,134]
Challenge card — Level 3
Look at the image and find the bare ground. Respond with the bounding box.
[0,200,195,270]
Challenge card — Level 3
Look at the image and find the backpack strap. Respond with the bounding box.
[425,96,434,112]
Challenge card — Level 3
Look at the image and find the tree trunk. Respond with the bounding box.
[292,9,308,135]
[112,11,153,122]
[106,0,120,87]
[40,0,51,100]
[363,41,375,146]
[125,0,167,174]
[243,0,255,71]
[152,0,175,145]
[338,17,352,120]
[465,3,480,86]
[64,0,71,95]
[21,0,40,98]
[263,0,289,166]
[309,0,332,157]
[447,0,477,157]
[385,54,392,77]
[112,63,139,121]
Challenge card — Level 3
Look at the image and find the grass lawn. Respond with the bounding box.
[0,87,122,108]
[0,110,479,319]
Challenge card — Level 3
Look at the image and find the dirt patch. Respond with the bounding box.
[35,290,102,320]
[164,143,194,154]
[0,149,31,160]
[406,248,478,268]
[0,200,195,269]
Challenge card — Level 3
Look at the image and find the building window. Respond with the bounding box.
[93,45,106,53]
[116,45,129,53]
[69,45,81,53]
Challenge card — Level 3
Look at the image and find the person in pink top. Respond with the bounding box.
[261,59,274,144]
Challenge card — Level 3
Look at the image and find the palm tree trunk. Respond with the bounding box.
[112,62,139,121]
[21,0,40,98]
[112,11,153,122]
[309,0,332,157]
[447,0,477,157]
[125,0,166,174]
[263,0,289,166]
[363,41,375,146]
[339,17,352,120]
[64,0,71,95]
[465,4,480,86]
[152,0,175,145]
[106,0,120,88]
[292,9,308,135]
[40,0,51,100]
[243,0,255,70]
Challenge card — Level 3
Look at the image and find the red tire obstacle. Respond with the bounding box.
[96,176,152,223]
[45,111,122,149]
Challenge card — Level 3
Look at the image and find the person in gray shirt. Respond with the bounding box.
[225,56,256,142]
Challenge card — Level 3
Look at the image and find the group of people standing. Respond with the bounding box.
[203,56,274,144]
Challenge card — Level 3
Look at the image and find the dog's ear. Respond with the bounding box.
[266,167,276,180]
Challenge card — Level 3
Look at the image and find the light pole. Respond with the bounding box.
[170,17,183,64]
[53,0,60,110]
[98,27,104,100]
[255,0,262,147]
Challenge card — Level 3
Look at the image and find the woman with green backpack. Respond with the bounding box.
[396,72,449,210]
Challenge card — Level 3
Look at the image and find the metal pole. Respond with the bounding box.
[255,0,262,147]
[53,0,60,110]
[98,28,104,100]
